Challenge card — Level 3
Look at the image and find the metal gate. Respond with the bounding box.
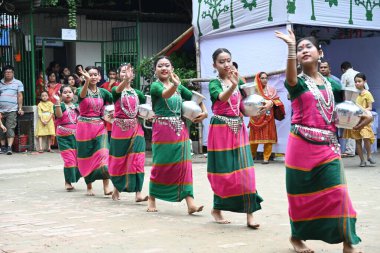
[1,12,34,106]
[98,25,140,88]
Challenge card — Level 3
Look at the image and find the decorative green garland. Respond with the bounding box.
[241,0,257,11]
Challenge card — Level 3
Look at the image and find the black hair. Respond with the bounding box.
[320,60,329,65]
[258,72,268,78]
[60,84,74,94]
[85,66,100,74]
[296,36,320,52]
[2,65,14,73]
[340,61,352,70]
[232,62,238,69]
[65,75,77,86]
[75,64,84,73]
[212,48,232,63]
[153,56,172,68]
[354,72,366,81]
[107,68,117,75]
[47,71,56,78]
[40,90,48,97]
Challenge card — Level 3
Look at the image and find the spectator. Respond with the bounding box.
[60,67,71,84]
[0,65,24,155]
[46,71,62,105]
[101,68,118,91]
[46,61,61,83]
[96,66,106,87]
[36,70,46,105]
[36,91,55,153]
[341,61,369,90]
[319,60,341,87]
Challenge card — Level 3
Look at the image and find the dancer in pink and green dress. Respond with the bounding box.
[207,48,270,228]
[147,56,208,214]
[54,85,81,191]
[276,30,362,253]
[108,63,148,202]
[76,66,113,196]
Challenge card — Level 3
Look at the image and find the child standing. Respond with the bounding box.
[36,91,55,152]
[54,85,82,191]
[343,72,376,167]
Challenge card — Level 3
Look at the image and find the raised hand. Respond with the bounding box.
[78,67,90,81]
[53,94,61,105]
[170,71,181,86]
[275,29,296,45]
[228,69,239,87]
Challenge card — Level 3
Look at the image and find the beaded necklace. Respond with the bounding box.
[218,77,240,116]
[157,80,182,116]
[121,88,139,118]
[301,72,335,124]
[87,87,103,114]
[64,103,77,124]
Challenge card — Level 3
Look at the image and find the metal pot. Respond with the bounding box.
[138,95,155,120]
[240,83,265,117]
[182,91,206,120]
[335,87,363,129]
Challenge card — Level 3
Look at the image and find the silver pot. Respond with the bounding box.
[138,95,155,120]
[240,83,265,117]
[335,101,364,129]
[182,91,205,120]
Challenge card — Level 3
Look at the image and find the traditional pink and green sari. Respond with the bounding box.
[108,87,146,193]
[55,103,81,183]
[76,87,113,184]
[207,79,263,213]
[285,76,360,244]
[149,81,194,202]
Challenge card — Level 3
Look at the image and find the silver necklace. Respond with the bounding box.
[65,103,77,124]
[87,87,103,114]
[218,77,240,116]
[121,88,139,118]
[301,72,335,124]
[158,80,182,116]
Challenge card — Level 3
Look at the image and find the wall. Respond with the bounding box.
[21,14,189,71]
[323,36,380,135]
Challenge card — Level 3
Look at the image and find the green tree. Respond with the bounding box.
[202,0,229,30]
[355,0,380,21]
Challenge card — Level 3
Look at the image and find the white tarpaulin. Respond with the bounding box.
[199,26,291,153]
[193,0,380,39]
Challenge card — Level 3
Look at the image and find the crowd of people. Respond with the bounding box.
[0,30,378,253]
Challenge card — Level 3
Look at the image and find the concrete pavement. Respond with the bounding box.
[0,151,379,253]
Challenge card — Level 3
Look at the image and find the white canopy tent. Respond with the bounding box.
[192,0,380,153]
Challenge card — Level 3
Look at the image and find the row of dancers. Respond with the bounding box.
[52,31,368,253]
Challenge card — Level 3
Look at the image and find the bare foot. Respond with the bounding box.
[188,205,204,215]
[147,196,157,212]
[290,237,314,253]
[247,213,260,229]
[135,192,148,202]
[343,242,363,253]
[103,179,113,195]
[86,183,95,196]
[65,181,74,191]
[112,188,120,201]
[211,209,230,224]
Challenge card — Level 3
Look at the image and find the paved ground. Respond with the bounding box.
[0,151,379,253]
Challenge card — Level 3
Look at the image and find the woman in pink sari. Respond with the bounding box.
[46,71,62,105]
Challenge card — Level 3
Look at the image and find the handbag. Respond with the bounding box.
[273,99,285,121]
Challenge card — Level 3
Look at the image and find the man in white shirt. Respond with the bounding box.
[340,61,369,90]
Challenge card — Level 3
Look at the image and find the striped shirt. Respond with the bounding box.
[0,78,24,113]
